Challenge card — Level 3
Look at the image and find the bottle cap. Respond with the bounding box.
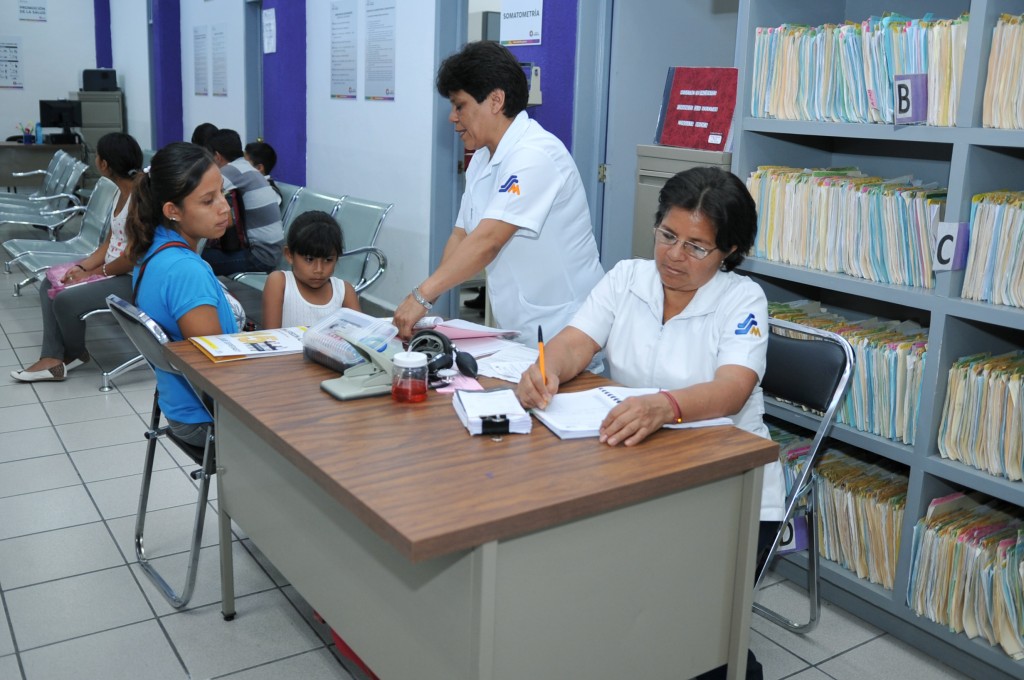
[393,351,427,368]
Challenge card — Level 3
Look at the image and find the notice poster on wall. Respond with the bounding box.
[18,1,46,22]
[262,8,277,55]
[364,0,395,101]
[0,37,24,88]
[330,0,357,99]
[193,26,209,96]
[501,0,542,46]
[211,23,228,97]
[655,66,738,152]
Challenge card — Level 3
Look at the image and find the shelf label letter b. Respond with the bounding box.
[894,74,928,125]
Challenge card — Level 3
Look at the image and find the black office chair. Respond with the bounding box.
[753,317,855,633]
[105,293,216,610]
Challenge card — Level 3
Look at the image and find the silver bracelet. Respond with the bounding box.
[101,263,109,277]
[411,286,432,310]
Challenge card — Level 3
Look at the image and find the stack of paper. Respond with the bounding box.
[938,351,1024,480]
[189,327,306,363]
[532,386,731,440]
[452,389,531,435]
[811,446,908,590]
[961,192,1024,308]
[749,13,968,126]
[770,301,928,445]
[907,492,1024,660]
[747,165,945,289]
[983,14,1024,129]
[475,343,540,383]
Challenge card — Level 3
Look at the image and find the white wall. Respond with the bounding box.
[179,0,249,142]
[110,0,152,149]
[306,0,439,310]
[0,1,95,136]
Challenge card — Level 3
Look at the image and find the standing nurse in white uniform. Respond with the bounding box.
[393,41,604,341]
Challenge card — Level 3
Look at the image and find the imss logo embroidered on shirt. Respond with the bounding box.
[735,313,761,336]
[499,175,521,195]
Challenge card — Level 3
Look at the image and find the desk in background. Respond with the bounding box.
[166,343,778,680]
[0,143,86,189]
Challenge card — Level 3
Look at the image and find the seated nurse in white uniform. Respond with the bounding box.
[515,166,782,678]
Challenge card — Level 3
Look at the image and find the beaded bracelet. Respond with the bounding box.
[659,389,683,424]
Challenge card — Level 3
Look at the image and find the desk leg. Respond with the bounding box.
[217,406,236,621]
[725,466,762,680]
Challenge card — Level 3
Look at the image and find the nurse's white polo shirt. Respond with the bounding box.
[456,111,604,341]
[570,258,785,522]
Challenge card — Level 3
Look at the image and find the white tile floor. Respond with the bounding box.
[0,226,974,679]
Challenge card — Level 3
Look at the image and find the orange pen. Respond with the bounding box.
[537,325,547,387]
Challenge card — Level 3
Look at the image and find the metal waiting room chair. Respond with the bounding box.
[4,176,119,294]
[332,194,393,294]
[0,159,90,240]
[0,150,70,203]
[753,317,855,634]
[105,293,218,610]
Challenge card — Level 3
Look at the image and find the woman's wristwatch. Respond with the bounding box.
[411,286,433,311]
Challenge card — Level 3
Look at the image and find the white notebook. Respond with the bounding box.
[532,386,732,440]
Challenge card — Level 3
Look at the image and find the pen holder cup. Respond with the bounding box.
[22,131,33,145]
[392,351,428,403]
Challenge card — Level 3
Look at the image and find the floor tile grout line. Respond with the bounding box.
[0,574,28,680]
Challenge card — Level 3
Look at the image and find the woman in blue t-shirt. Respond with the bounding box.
[125,142,238,447]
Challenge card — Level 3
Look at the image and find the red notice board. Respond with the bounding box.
[655,67,738,152]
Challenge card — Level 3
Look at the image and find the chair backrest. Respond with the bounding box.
[105,293,180,376]
[276,182,302,219]
[31,152,73,198]
[762,317,855,500]
[333,195,393,286]
[64,176,119,250]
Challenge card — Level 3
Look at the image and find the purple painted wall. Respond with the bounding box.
[261,0,306,185]
[506,1,578,151]
[151,0,183,148]
[93,0,112,68]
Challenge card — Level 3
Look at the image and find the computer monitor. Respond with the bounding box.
[39,100,82,137]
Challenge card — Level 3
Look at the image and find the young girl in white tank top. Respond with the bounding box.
[261,210,360,328]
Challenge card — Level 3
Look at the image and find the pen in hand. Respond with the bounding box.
[537,324,547,396]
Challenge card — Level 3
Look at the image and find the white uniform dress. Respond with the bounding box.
[569,258,785,522]
[457,110,604,341]
[280,271,348,327]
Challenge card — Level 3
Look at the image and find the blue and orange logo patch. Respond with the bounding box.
[499,175,521,195]
[735,313,761,336]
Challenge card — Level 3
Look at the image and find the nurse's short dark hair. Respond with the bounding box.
[436,41,528,118]
[655,166,757,272]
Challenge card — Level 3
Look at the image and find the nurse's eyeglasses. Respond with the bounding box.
[652,226,717,260]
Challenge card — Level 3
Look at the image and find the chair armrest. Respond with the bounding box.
[31,192,82,206]
[343,246,388,294]
[11,169,46,178]
[39,203,87,217]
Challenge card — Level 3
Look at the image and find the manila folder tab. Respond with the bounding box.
[452,389,532,435]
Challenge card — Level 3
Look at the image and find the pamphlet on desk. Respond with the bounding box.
[533,386,732,440]
[189,327,307,363]
[452,388,532,435]
[414,317,521,341]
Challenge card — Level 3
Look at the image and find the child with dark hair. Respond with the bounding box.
[190,122,218,147]
[244,141,277,176]
[261,210,360,329]
[244,140,283,203]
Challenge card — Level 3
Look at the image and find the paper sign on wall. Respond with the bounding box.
[262,9,277,55]
[501,0,542,46]
[19,1,46,22]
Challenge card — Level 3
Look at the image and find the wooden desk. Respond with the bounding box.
[0,142,85,188]
[167,343,778,680]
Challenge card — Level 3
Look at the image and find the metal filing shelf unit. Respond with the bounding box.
[732,2,1024,679]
